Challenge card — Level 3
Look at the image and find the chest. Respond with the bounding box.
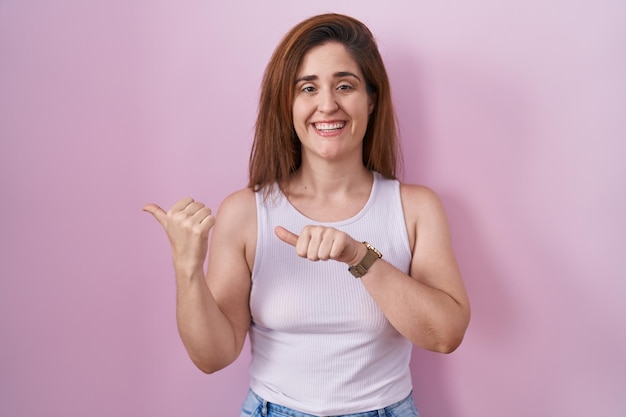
[250,253,389,335]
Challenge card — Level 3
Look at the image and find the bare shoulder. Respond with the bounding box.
[210,187,257,270]
[399,183,451,251]
[213,188,257,233]
[399,183,447,222]
[217,187,257,216]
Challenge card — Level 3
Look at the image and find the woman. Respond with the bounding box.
[144,13,470,417]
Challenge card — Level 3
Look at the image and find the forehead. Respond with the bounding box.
[297,42,362,76]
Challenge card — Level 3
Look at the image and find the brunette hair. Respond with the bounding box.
[248,13,400,193]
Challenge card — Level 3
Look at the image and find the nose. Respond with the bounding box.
[317,88,339,113]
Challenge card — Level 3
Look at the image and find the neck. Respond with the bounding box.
[284,160,374,223]
[287,159,371,197]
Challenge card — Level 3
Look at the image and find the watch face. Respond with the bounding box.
[364,242,382,258]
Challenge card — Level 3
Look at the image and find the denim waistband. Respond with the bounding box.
[240,389,419,417]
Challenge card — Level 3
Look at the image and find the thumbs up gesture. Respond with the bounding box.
[143,197,216,272]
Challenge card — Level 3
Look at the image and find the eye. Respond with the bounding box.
[337,84,353,91]
[301,85,316,93]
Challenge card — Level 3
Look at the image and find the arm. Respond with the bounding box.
[274,185,469,353]
[143,189,255,373]
[358,185,470,353]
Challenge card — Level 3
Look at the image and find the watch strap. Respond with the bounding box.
[348,242,382,278]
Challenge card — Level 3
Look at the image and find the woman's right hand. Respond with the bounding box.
[143,197,216,274]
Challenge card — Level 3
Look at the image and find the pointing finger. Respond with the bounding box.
[275,226,299,247]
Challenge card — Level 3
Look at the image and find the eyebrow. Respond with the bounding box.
[295,71,362,84]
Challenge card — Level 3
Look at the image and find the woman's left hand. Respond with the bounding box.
[275,225,364,266]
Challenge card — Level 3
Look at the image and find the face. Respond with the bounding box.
[292,42,374,164]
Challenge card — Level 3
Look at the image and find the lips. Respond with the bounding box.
[313,121,346,133]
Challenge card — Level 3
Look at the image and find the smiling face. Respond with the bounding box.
[292,42,374,165]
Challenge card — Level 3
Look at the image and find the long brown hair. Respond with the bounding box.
[248,13,400,193]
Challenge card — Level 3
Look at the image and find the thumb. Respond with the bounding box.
[275,226,298,247]
[142,203,167,228]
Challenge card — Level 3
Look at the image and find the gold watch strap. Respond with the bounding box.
[348,242,382,278]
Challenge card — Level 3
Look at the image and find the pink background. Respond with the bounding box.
[1,1,624,416]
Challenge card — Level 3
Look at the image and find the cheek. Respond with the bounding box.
[292,100,309,125]
[356,101,373,123]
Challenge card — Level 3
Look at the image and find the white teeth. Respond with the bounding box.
[314,122,345,131]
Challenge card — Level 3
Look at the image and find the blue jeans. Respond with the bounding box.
[239,389,420,417]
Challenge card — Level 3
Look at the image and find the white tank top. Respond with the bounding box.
[249,171,413,416]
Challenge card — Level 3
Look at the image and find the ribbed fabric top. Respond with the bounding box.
[249,171,413,416]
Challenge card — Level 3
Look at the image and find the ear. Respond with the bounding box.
[368,92,376,115]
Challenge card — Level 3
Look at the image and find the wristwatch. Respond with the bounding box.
[348,242,383,278]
